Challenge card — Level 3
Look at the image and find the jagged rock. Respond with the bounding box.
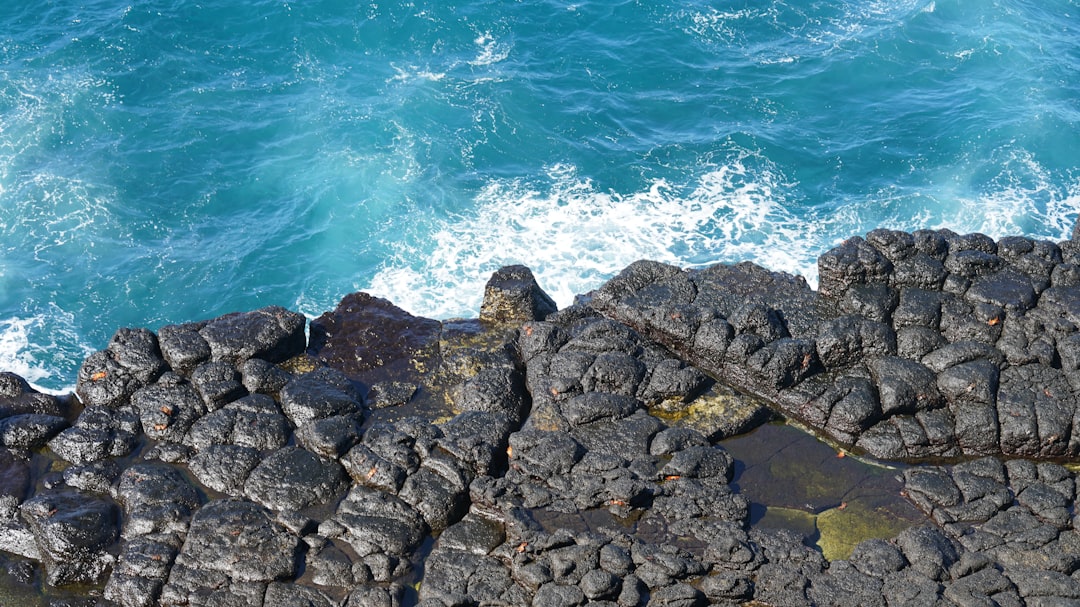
[158,322,212,376]
[184,393,290,451]
[279,366,364,427]
[115,463,201,538]
[818,236,893,300]
[190,361,247,411]
[328,485,428,559]
[130,372,205,444]
[0,372,66,418]
[479,265,558,324]
[453,366,528,424]
[438,410,514,477]
[238,357,292,395]
[47,405,141,465]
[399,451,473,531]
[104,535,181,607]
[189,445,261,495]
[75,328,168,409]
[295,414,362,459]
[0,448,30,518]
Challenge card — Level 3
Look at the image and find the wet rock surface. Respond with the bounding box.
[593,229,1080,462]
[3,226,1080,605]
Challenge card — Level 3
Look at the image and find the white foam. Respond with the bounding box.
[469,33,510,67]
[943,148,1080,241]
[364,154,837,319]
[0,312,87,395]
[388,63,446,83]
[364,143,1080,323]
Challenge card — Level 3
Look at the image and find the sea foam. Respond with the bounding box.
[365,153,828,319]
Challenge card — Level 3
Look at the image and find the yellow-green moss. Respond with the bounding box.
[816,499,915,562]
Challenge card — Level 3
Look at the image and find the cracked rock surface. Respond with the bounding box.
[2,227,1080,605]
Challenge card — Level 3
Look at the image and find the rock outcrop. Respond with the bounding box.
[1,224,1080,606]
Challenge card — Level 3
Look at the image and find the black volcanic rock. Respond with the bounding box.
[21,489,118,586]
[593,228,1080,461]
[47,404,142,465]
[243,447,348,512]
[184,393,290,452]
[8,228,1080,605]
[308,291,442,380]
[198,306,307,366]
[161,498,301,595]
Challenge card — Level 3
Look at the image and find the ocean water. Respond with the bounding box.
[1,0,1077,393]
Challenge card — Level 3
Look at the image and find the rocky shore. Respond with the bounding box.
[3,226,1080,606]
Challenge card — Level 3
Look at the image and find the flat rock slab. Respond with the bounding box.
[167,498,301,584]
[308,292,442,381]
[243,447,348,512]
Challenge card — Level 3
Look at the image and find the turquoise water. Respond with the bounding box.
[1,0,1077,392]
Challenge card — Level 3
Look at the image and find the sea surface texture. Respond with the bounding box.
[1,0,1077,392]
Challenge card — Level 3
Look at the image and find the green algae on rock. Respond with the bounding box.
[649,382,775,441]
[724,422,927,560]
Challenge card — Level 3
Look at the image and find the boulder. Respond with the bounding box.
[21,489,118,585]
[198,306,307,366]
[168,498,301,584]
[479,265,558,324]
[243,447,349,512]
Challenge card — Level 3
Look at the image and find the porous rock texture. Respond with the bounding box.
[594,228,1080,461]
[0,226,1079,606]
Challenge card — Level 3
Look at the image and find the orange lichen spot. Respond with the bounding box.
[515,542,528,553]
[836,451,846,458]
[987,317,1001,326]
[837,502,848,511]
[153,423,168,431]
[506,446,513,458]
[160,405,173,416]
[607,499,628,507]
[365,466,378,481]
[90,371,107,382]
[524,325,534,337]
[663,475,681,481]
